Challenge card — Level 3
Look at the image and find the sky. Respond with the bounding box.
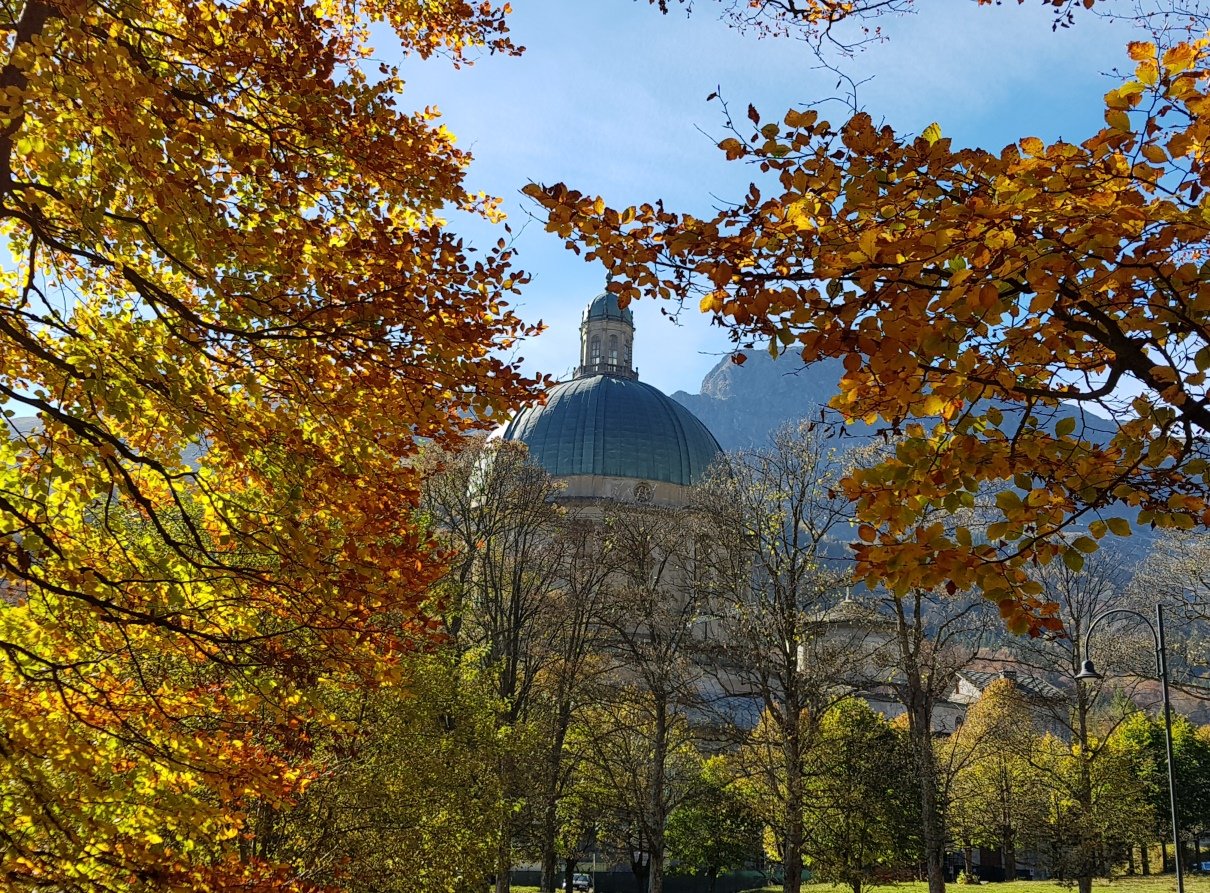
[387,1,1145,397]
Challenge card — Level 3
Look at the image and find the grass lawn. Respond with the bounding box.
[737,878,1210,893]
[511,876,1210,893]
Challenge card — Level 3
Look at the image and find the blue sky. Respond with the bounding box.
[389,1,1141,396]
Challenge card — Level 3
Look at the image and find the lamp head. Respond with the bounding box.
[1075,658,1103,682]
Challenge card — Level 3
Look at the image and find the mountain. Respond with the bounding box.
[671,350,1117,452]
[670,351,1158,560]
[670,352,851,452]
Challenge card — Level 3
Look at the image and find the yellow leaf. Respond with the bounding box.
[1020,136,1045,155]
[1128,41,1157,62]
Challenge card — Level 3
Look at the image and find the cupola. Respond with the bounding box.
[576,292,637,380]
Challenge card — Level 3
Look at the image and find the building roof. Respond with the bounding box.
[583,291,634,325]
[495,374,722,487]
[957,669,1065,702]
[814,595,893,628]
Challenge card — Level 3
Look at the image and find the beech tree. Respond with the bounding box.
[0,0,540,888]
[527,20,1210,634]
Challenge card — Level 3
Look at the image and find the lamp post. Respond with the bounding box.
[1075,604,1183,893]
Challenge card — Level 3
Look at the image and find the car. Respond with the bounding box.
[561,873,593,892]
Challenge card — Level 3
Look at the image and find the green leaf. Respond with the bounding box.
[1056,416,1076,437]
[1062,549,1086,572]
[1072,535,1099,554]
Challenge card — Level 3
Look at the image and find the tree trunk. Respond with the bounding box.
[895,596,945,893]
[1077,876,1093,893]
[649,697,669,893]
[649,848,665,893]
[708,869,719,893]
[540,794,559,892]
[495,816,512,893]
[564,857,577,893]
[1162,840,1169,874]
[963,844,974,878]
[910,703,946,893]
[783,711,806,893]
[540,705,572,892]
[1127,846,1136,875]
[1141,841,1150,875]
[1003,830,1017,882]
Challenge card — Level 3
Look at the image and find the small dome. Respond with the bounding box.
[496,376,721,487]
[583,292,634,325]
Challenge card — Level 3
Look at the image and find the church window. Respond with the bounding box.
[590,336,601,363]
[609,334,618,365]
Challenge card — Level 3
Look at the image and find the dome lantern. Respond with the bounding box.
[576,292,637,380]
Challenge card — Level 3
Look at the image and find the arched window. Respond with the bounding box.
[609,334,619,366]
[624,338,632,366]
[590,336,601,363]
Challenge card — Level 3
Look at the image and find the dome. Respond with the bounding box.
[496,375,722,487]
[583,291,634,325]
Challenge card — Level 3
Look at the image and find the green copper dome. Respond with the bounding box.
[497,376,722,487]
[584,292,634,324]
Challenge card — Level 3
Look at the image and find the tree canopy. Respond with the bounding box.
[0,0,540,888]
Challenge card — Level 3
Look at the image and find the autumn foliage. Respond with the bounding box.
[528,34,1210,635]
[0,0,540,889]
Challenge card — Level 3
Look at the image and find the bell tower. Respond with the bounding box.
[576,292,638,380]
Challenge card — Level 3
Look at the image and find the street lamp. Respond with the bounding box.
[1075,604,1183,893]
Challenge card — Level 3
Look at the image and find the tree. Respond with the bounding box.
[593,500,711,893]
[1111,710,1210,873]
[1129,528,1210,687]
[644,0,1210,40]
[575,695,703,893]
[529,515,617,893]
[263,653,505,893]
[800,699,920,893]
[526,25,1210,635]
[665,757,763,893]
[0,0,539,887]
[880,583,990,893]
[692,422,859,893]
[946,679,1051,882]
[1034,727,1155,891]
[421,439,570,893]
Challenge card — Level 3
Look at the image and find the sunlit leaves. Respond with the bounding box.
[0,0,540,888]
